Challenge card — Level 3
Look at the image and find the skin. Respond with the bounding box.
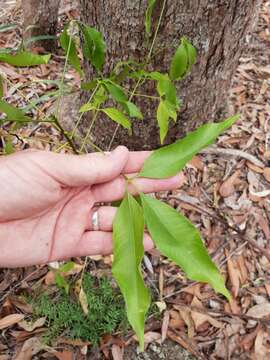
[0,146,184,267]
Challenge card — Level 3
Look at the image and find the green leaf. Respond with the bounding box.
[140,115,239,178]
[124,101,143,119]
[140,194,231,300]
[169,37,196,80]
[164,100,177,122]
[79,103,96,113]
[101,108,131,130]
[185,39,197,72]
[24,34,57,46]
[81,24,105,71]
[93,86,108,107]
[157,74,178,108]
[0,99,32,122]
[157,100,169,144]
[55,272,69,294]
[0,51,50,67]
[145,0,157,36]
[58,261,75,273]
[81,80,98,91]
[0,23,17,33]
[102,80,128,102]
[112,192,150,350]
[60,26,83,77]
[4,140,14,154]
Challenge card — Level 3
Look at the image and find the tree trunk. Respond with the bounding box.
[79,0,260,151]
[22,0,60,51]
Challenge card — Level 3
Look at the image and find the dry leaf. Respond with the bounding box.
[190,297,223,330]
[254,329,269,360]
[181,283,203,299]
[169,310,185,330]
[18,317,46,332]
[219,170,241,197]
[54,350,73,360]
[79,287,88,316]
[0,314,24,330]
[143,332,161,348]
[226,251,240,298]
[111,344,123,360]
[15,337,43,360]
[263,168,270,182]
[75,279,88,316]
[179,308,195,338]
[188,156,204,171]
[0,355,9,360]
[246,303,270,318]
[161,310,170,343]
[155,301,167,312]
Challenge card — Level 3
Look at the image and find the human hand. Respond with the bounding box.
[0,147,184,267]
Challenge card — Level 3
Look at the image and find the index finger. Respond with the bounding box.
[122,151,151,174]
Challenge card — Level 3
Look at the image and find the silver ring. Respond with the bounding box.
[91,210,99,231]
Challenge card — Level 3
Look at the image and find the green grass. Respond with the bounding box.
[30,274,128,345]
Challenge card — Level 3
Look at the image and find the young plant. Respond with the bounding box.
[0,1,238,350]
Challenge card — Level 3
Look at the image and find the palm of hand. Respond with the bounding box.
[0,148,181,267]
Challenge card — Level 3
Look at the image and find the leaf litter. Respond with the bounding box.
[0,0,270,359]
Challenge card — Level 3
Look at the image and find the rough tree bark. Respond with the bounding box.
[22,0,60,51]
[79,0,260,150]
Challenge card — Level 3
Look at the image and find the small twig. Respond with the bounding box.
[107,0,167,150]
[51,115,79,154]
[168,301,270,326]
[200,146,265,168]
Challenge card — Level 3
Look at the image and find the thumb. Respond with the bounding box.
[33,146,129,187]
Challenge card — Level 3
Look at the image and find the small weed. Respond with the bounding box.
[30,274,128,345]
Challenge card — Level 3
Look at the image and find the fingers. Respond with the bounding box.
[122,151,151,174]
[92,172,185,203]
[29,146,129,187]
[74,231,153,257]
[87,206,117,231]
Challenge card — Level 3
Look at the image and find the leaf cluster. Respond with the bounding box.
[31,274,128,345]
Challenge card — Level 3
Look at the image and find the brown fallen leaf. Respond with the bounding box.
[111,344,123,360]
[178,308,195,338]
[254,329,270,360]
[188,156,204,171]
[246,162,264,173]
[246,303,270,318]
[161,310,170,343]
[219,170,241,197]
[181,283,203,299]
[0,314,24,330]
[0,356,9,360]
[53,350,73,360]
[75,279,88,316]
[190,297,223,330]
[169,310,185,330]
[15,337,43,360]
[226,250,241,298]
[141,332,161,349]
[18,317,46,332]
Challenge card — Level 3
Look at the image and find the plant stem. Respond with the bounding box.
[127,92,159,100]
[107,0,167,150]
[107,77,144,151]
[55,28,72,120]
[79,109,104,153]
[52,115,79,154]
[70,83,100,140]
[147,0,167,61]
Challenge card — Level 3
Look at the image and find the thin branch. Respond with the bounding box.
[200,146,265,168]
